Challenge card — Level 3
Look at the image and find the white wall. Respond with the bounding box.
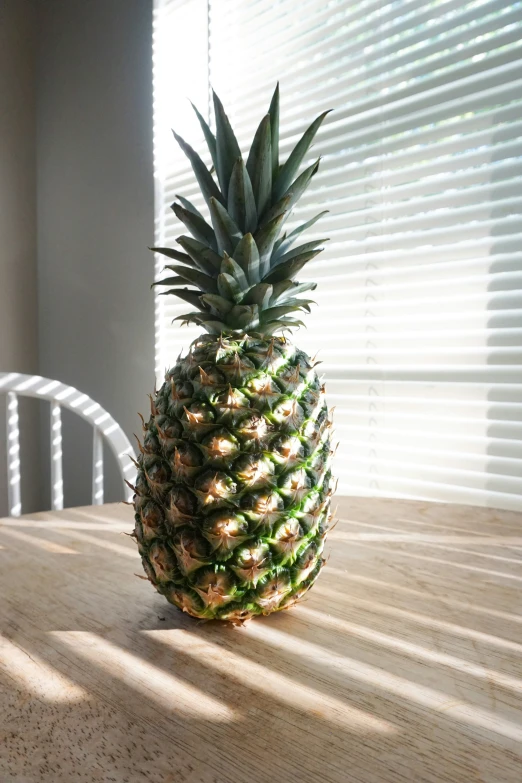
[36,0,155,506]
[0,0,41,515]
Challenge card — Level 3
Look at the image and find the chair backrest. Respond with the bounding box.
[0,373,137,516]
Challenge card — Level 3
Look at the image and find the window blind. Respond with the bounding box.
[153,0,522,511]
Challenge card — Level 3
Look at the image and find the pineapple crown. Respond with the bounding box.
[152,85,331,337]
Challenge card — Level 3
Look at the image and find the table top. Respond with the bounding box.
[1,497,521,783]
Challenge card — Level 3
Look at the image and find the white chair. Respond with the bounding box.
[0,373,137,517]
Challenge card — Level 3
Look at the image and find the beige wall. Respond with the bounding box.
[36,0,155,506]
[0,0,154,512]
[0,0,41,514]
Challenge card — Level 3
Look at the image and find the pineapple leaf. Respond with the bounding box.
[232,233,261,285]
[191,102,218,171]
[268,83,279,180]
[227,158,257,234]
[172,203,217,251]
[160,289,196,297]
[260,304,308,322]
[272,296,315,311]
[263,250,322,283]
[150,246,193,265]
[191,317,228,333]
[274,239,328,268]
[273,211,328,259]
[165,86,329,336]
[172,311,223,329]
[270,281,317,303]
[227,304,259,330]
[176,310,227,332]
[218,272,243,303]
[284,159,321,213]
[200,294,234,317]
[254,212,287,278]
[262,317,306,335]
[213,91,242,198]
[172,130,225,207]
[221,253,249,291]
[242,282,273,309]
[246,114,272,218]
[173,195,204,221]
[172,311,202,322]
[169,289,208,311]
[209,197,242,256]
[153,276,190,288]
[168,264,219,294]
[272,111,330,201]
[176,236,222,276]
[259,194,291,229]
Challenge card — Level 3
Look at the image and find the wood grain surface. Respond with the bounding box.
[0,497,521,783]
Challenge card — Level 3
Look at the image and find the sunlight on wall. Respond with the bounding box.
[152,0,522,510]
[153,0,208,377]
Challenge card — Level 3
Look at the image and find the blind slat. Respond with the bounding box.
[154,0,522,511]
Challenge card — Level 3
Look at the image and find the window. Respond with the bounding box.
[153,0,522,510]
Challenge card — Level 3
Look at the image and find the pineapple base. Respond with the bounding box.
[132,333,334,623]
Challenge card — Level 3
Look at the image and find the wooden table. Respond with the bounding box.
[1,498,521,783]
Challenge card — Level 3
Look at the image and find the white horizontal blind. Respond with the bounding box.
[153,0,522,511]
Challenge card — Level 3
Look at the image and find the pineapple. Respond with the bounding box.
[131,85,334,623]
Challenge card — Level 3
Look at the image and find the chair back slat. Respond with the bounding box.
[92,427,104,505]
[6,392,22,517]
[0,373,136,516]
[50,402,64,511]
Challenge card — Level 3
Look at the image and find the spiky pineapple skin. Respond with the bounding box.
[132,333,333,623]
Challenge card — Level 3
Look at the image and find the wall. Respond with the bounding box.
[37,0,155,505]
[0,0,41,515]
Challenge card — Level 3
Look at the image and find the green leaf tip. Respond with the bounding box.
[158,84,330,337]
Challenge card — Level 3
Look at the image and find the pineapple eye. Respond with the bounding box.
[290,472,305,490]
[148,543,177,580]
[249,377,266,393]
[146,461,169,485]
[276,520,300,541]
[234,456,274,487]
[207,476,233,499]
[202,512,249,554]
[257,492,280,514]
[184,402,214,424]
[237,542,267,566]
[171,380,193,400]
[239,416,268,440]
[273,398,305,427]
[220,519,240,535]
[217,388,249,410]
[208,436,235,456]
[197,570,233,593]
[214,479,227,496]
[177,444,202,467]
[277,436,301,459]
[195,471,237,501]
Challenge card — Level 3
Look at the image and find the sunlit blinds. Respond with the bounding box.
[153,0,522,511]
